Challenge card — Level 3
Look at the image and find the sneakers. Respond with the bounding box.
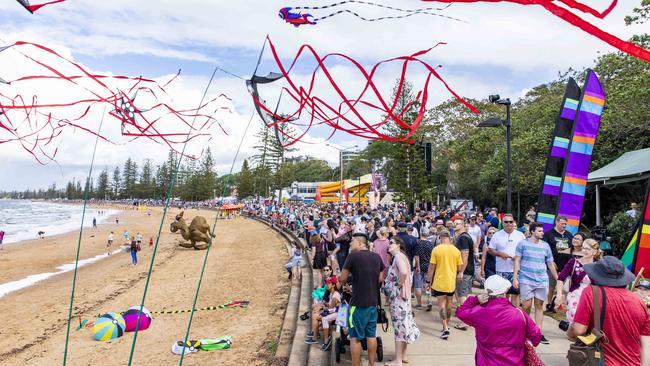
[304,336,319,345]
[321,337,332,351]
[440,329,450,340]
[540,335,550,345]
[415,304,423,310]
[426,304,433,312]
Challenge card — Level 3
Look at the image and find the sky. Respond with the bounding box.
[0,0,646,191]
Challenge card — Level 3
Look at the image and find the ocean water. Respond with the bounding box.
[0,200,119,244]
[0,247,126,298]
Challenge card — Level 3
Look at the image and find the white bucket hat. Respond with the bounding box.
[484,275,512,296]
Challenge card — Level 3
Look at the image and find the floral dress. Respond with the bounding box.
[384,257,420,343]
[566,261,591,323]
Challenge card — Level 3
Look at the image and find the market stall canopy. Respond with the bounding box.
[588,147,650,185]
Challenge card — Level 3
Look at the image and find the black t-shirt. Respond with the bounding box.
[543,228,573,272]
[343,250,385,307]
[455,232,474,276]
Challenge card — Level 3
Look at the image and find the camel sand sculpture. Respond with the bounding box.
[169,211,215,250]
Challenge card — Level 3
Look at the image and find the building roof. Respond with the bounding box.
[588,147,650,185]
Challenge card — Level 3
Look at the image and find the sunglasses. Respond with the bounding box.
[324,268,332,272]
[503,221,514,224]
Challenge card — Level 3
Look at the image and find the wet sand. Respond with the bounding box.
[0,207,290,365]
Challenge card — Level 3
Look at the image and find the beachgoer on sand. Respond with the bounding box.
[130,237,139,265]
[123,230,129,243]
[38,231,45,239]
[136,232,142,247]
[0,230,4,247]
[149,237,153,248]
[92,217,97,228]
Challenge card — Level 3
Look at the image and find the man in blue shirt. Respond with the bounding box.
[513,222,558,344]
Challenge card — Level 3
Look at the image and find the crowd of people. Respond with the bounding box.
[247,201,650,366]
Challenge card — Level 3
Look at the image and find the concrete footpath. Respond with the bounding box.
[331,295,570,366]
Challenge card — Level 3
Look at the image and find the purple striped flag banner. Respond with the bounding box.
[556,70,606,234]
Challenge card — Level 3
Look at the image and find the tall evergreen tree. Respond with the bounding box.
[95,168,109,199]
[111,166,121,198]
[237,159,254,199]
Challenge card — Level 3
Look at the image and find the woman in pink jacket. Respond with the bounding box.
[456,275,542,366]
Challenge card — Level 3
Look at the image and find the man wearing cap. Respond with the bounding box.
[456,275,541,365]
[396,222,418,268]
[339,232,385,366]
[488,213,525,305]
[568,256,650,366]
[427,230,463,340]
[414,226,435,310]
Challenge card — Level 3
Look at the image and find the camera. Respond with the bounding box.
[488,94,501,103]
[559,320,570,332]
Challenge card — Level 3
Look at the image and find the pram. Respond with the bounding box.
[333,300,384,363]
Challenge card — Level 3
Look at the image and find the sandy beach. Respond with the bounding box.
[0,206,290,365]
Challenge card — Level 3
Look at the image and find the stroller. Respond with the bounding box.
[333,299,385,363]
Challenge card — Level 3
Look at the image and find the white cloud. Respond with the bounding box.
[0,0,647,190]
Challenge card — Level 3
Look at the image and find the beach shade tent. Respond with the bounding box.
[93,312,126,341]
[123,306,152,332]
[588,147,650,225]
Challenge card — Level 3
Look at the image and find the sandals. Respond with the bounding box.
[299,311,310,321]
[454,323,468,331]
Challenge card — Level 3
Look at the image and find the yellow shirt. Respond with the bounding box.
[430,244,462,293]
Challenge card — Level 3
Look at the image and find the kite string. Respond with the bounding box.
[62,107,106,366]
[127,65,219,366]
[178,111,257,366]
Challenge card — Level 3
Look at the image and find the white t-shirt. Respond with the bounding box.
[467,225,482,246]
[489,229,526,273]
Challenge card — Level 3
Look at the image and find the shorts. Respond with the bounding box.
[497,271,520,295]
[455,274,473,298]
[433,289,455,297]
[415,272,428,290]
[547,268,557,287]
[348,306,377,340]
[413,270,423,289]
[519,283,549,302]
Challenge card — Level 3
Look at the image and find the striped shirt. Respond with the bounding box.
[515,239,554,286]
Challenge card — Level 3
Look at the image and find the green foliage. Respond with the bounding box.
[606,210,638,254]
[625,0,650,25]
[237,159,254,199]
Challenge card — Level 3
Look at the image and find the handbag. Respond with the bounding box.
[518,309,546,366]
[567,286,607,366]
[376,284,389,332]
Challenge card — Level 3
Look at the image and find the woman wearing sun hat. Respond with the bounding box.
[456,275,542,366]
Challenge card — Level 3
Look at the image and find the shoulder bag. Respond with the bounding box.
[376,270,389,332]
[567,286,607,366]
[518,309,545,366]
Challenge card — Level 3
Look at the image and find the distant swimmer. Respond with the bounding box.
[38,231,45,239]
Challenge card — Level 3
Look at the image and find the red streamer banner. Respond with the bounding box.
[16,0,66,13]
[0,41,231,163]
[249,36,479,147]
[420,0,650,63]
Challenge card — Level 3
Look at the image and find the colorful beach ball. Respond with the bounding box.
[123,306,152,332]
[93,312,126,341]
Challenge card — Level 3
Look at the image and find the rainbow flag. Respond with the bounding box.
[536,78,581,232]
[622,180,650,277]
[556,70,606,234]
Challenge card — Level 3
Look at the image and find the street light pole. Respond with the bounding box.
[326,144,358,204]
[340,150,343,204]
[505,103,512,214]
[482,94,512,213]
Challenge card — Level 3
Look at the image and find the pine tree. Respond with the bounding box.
[96,168,109,199]
[111,166,121,198]
[237,159,254,199]
[138,159,154,198]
